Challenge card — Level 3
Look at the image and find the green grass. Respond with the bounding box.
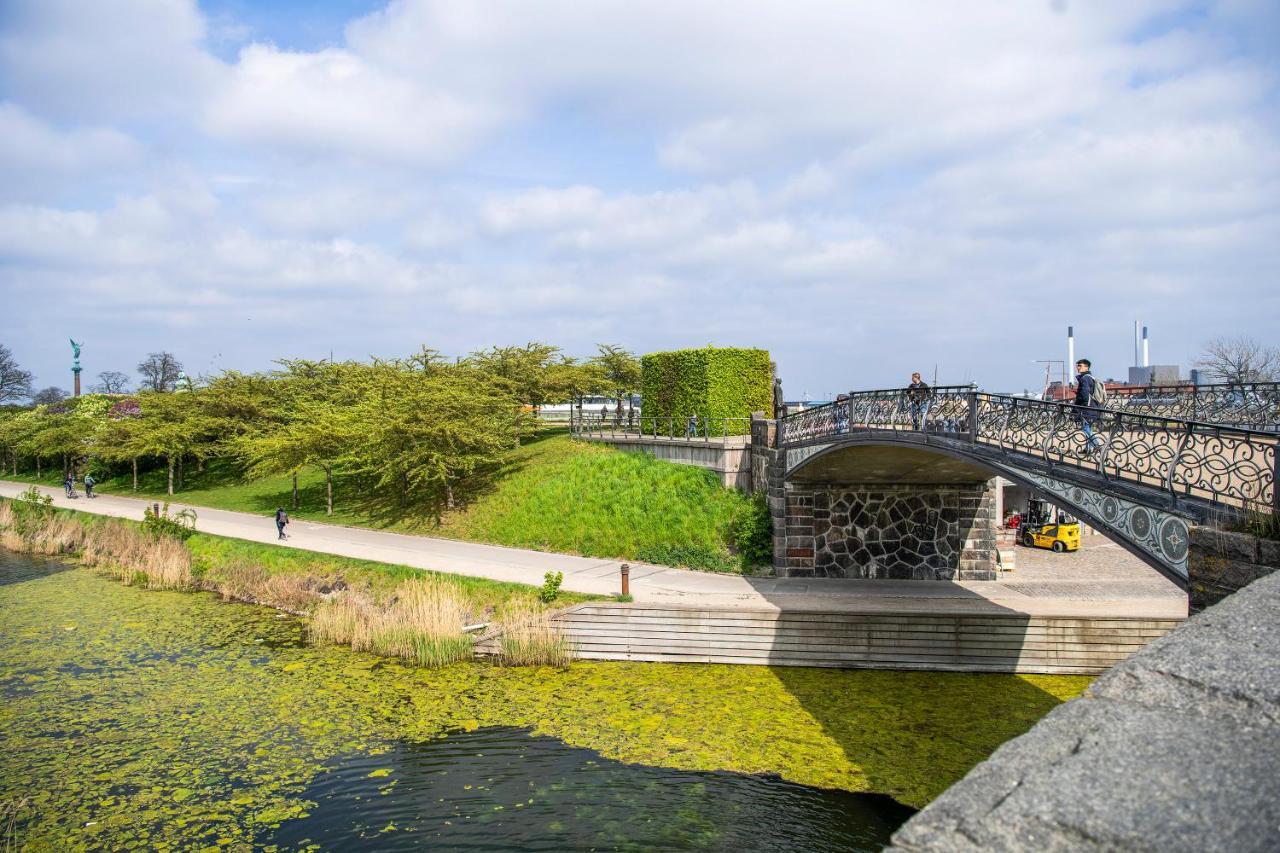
[435,437,755,572]
[7,429,763,573]
[183,533,598,611]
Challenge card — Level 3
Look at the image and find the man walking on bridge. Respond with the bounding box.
[907,373,931,430]
[1074,359,1105,454]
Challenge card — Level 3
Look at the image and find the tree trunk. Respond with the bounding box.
[292,471,299,510]
[177,455,183,490]
[197,457,204,473]
[323,466,333,516]
[167,456,174,496]
[36,456,41,478]
[132,458,138,491]
[445,478,455,510]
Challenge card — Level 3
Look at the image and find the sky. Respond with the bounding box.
[2,0,1278,399]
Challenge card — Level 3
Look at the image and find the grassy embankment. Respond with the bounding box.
[8,429,766,573]
[0,495,591,666]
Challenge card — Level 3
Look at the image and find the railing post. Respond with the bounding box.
[968,390,978,443]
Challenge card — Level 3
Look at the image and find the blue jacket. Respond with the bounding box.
[1074,372,1096,407]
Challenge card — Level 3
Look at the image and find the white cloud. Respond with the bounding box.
[0,103,143,199]
[205,43,504,164]
[0,0,219,122]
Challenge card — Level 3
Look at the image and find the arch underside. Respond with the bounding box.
[785,436,1194,587]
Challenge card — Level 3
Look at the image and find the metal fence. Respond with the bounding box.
[780,387,1278,514]
[1105,382,1280,432]
[572,415,755,441]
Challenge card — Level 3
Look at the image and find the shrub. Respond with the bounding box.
[733,493,773,567]
[143,502,198,541]
[639,346,771,436]
[539,570,563,603]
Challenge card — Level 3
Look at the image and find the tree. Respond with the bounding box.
[0,343,34,403]
[91,370,131,394]
[1195,336,1280,384]
[233,360,368,515]
[31,387,69,406]
[591,344,641,419]
[137,352,183,392]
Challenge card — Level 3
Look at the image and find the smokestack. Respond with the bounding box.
[1134,320,1140,367]
[1067,326,1075,381]
[1142,325,1149,367]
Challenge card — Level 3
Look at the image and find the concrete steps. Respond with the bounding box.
[545,603,1182,674]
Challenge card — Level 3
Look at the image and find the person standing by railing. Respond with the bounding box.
[907,373,931,430]
[1074,359,1105,454]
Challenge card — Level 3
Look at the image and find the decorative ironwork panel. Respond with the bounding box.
[1108,382,1280,431]
[1012,470,1190,580]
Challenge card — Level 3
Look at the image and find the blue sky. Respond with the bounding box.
[2,0,1278,398]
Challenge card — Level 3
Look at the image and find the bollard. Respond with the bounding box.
[620,563,630,597]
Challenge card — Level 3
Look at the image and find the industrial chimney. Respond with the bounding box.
[1067,326,1075,377]
[1142,325,1149,368]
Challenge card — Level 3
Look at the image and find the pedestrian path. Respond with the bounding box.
[0,481,1185,619]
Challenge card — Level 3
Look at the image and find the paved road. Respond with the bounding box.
[0,480,1185,618]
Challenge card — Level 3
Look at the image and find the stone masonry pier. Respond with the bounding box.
[888,565,1280,851]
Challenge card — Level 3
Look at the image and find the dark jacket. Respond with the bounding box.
[275,509,289,525]
[1074,372,1096,407]
[907,381,930,404]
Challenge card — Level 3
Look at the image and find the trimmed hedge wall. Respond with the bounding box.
[640,347,772,436]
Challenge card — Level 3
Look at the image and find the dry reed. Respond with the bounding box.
[494,600,575,667]
[307,578,475,666]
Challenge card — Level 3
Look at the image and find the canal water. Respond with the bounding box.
[0,551,1086,851]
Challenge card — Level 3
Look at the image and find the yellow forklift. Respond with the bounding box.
[1017,498,1081,553]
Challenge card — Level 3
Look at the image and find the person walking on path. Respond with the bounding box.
[274,507,290,540]
[63,472,75,498]
[685,413,699,439]
[83,474,95,499]
[1074,359,1105,454]
[907,372,931,431]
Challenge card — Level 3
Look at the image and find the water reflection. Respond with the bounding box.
[271,726,913,852]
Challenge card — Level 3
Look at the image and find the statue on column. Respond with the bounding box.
[70,338,83,397]
[773,374,785,420]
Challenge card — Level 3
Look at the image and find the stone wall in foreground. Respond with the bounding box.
[887,568,1280,852]
[1188,525,1280,612]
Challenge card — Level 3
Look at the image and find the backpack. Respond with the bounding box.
[1089,376,1108,407]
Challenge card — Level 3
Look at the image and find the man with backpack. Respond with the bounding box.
[274,507,290,540]
[83,473,96,499]
[1073,358,1107,454]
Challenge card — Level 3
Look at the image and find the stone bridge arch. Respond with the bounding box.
[780,436,1195,587]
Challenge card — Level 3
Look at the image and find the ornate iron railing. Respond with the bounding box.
[1105,382,1280,432]
[780,388,1278,514]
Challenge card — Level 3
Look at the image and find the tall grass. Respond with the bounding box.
[1,499,581,668]
[309,578,475,666]
[0,504,191,590]
[493,599,576,667]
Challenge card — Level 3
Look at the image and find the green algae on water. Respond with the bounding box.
[0,557,1088,850]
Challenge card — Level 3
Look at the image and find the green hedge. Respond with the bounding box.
[640,347,771,436]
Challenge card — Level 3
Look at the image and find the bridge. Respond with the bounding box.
[767,386,1277,588]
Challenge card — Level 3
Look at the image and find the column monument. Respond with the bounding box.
[70,339,84,397]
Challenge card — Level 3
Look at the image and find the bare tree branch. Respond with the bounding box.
[1194,336,1280,384]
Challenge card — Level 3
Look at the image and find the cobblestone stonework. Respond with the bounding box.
[785,483,998,580]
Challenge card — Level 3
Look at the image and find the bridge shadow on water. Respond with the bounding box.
[746,577,1067,807]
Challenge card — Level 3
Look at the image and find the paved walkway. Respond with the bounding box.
[0,481,1186,619]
